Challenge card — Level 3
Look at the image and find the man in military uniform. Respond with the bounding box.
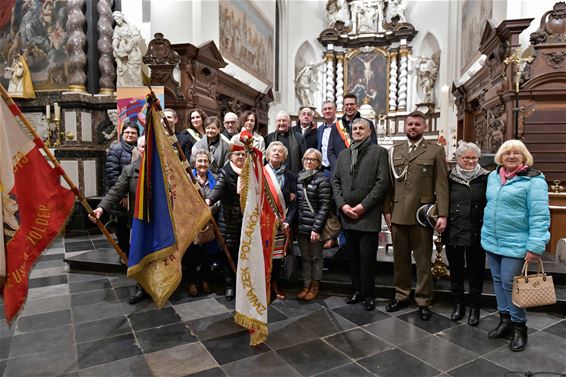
[383,110,449,321]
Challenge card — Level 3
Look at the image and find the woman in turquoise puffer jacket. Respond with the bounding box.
[481,139,550,353]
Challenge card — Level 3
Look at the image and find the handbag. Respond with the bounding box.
[194,221,216,245]
[302,187,341,241]
[512,260,556,308]
[283,250,299,282]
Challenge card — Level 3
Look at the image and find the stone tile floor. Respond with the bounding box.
[1,235,565,377]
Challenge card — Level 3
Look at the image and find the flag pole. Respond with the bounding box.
[0,84,129,265]
[145,89,237,274]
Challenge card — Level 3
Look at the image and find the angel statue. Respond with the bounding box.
[294,61,324,108]
[417,54,440,103]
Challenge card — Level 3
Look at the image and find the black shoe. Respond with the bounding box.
[346,291,363,304]
[364,298,376,311]
[418,306,432,321]
[468,307,480,326]
[510,321,528,352]
[451,304,466,321]
[385,299,410,312]
[128,286,148,304]
[488,312,512,339]
[225,287,235,301]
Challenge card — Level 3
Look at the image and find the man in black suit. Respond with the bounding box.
[331,118,390,311]
[317,100,336,179]
[265,111,306,175]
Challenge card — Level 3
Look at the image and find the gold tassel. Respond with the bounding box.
[234,312,268,346]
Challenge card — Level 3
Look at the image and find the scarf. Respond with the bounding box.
[276,131,300,174]
[230,161,243,194]
[454,164,481,182]
[500,164,528,185]
[298,169,318,183]
[269,163,286,188]
[349,136,370,173]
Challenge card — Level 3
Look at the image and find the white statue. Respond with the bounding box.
[112,11,143,87]
[326,0,351,30]
[356,4,377,33]
[417,54,440,103]
[390,0,407,23]
[6,58,24,96]
[295,61,324,108]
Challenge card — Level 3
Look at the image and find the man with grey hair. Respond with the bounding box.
[266,111,306,174]
[332,118,390,311]
[163,108,192,159]
[222,112,239,142]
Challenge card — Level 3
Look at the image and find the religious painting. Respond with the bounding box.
[0,0,69,91]
[344,48,388,114]
[116,87,164,138]
[219,0,274,86]
[460,0,492,74]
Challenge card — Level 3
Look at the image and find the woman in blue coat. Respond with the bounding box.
[481,140,550,352]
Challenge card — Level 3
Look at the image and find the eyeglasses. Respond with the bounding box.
[303,157,320,162]
[459,156,478,161]
[224,121,236,124]
[233,152,246,157]
[123,131,138,135]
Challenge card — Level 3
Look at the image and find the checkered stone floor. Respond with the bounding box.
[1,235,565,377]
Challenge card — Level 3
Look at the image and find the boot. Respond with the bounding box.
[128,284,148,304]
[488,312,512,339]
[272,281,286,300]
[188,283,198,297]
[304,281,320,301]
[296,284,310,300]
[509,321,528,352]
[468,307,480,326]
[450,304,466,321]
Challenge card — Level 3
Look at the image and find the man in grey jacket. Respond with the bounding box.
[331,118,390,311]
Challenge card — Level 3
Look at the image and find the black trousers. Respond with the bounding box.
[445,245,486,307]
[344,230,379,299]
[224,245,239,288]
[184,244,213,284]
[116,221,131,258]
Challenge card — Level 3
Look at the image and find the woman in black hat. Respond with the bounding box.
[444,141,489,326]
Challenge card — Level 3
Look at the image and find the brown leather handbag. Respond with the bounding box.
[512,260,556,308]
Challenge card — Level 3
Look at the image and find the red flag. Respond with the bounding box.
[0,96,75,323]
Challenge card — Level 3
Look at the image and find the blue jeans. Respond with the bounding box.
[486,252,526,323]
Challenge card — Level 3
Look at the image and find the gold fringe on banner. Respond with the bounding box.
[234,312,268,346]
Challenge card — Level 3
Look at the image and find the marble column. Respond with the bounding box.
[97,0,115,94]
[335,53,345,112]
[397,48,409,111]
[388,51,398,112]
[325,51,336,103]
[66,0,87,93]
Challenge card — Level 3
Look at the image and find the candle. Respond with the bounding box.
[54,103,60,120]
[46,105,50,118]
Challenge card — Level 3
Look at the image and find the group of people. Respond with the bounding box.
[93,92,550,353]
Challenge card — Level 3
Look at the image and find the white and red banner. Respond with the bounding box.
[234,132,270,346]
[0,96,75,323]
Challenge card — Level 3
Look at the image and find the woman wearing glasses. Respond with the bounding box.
[444,141,489,326]
[295,149,331,301]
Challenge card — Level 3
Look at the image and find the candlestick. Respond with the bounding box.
[54,103,60,120]
[46,105,50,119]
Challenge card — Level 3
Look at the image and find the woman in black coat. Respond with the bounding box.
[444,141,489,326]
[264,141,297,301]
[206,147,246,300]
[296,148,331,301]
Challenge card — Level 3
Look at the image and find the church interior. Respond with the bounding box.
[0,0,565,376]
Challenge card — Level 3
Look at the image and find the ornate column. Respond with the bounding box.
[397,46,409,111]
[66,0,87,92]
[97,0,115,94]
[324,51,336,103]
[388,50,398,112]
[335,52,345,111]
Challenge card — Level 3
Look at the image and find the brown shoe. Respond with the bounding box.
[296,287,310,300]
[188,283,198,297]
[202,281,211,294]
[304,281,319,301]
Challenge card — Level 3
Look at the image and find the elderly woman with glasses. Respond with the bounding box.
[295,148,331,301]
[481,139,550,352]
[444,141,489,326]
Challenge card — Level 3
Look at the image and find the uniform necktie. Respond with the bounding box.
[409,144,416,154]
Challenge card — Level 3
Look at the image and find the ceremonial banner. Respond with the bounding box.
[128,102,211,308]
[0,96,74,323]
[234,132,270,346]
